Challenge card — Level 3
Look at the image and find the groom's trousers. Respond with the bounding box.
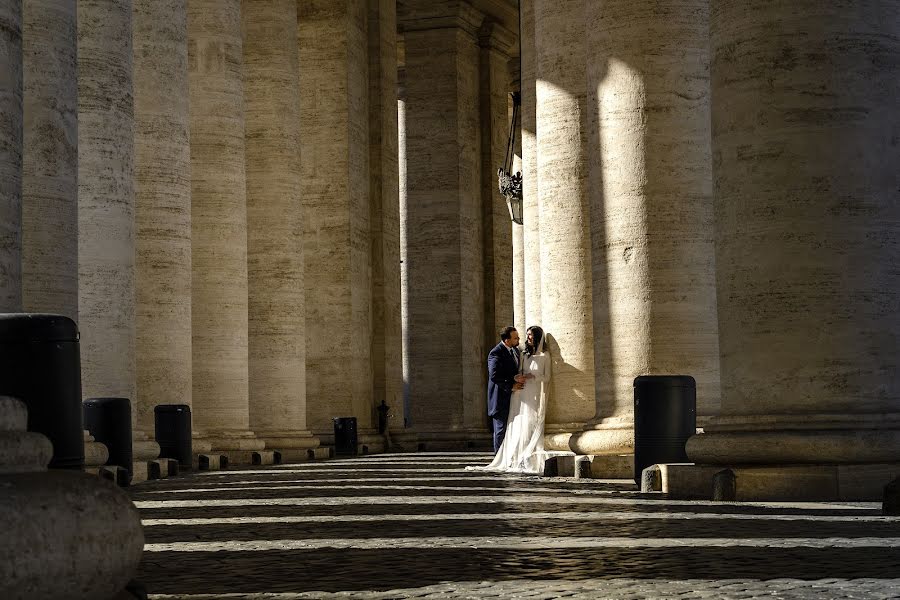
[491,411,508,452]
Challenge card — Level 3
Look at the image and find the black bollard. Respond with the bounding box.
[154,404,193,469]
[84,397,133,483]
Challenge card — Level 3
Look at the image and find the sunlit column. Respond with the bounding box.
[520,0,540,328]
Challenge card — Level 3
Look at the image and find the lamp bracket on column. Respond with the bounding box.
[498,91,523,225]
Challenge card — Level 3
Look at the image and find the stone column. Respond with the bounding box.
[571,0,720,458]
[0,0,22,313]
[479,21,516,352]
[400,0,488,447]
[298,0,377,448]
[187,0,261,456]
[77,0,134,424]
[398,65,410,429]
[22,0,77,321]
[534,0,594,446]
[368,0,403,438]
[685,1,900,501]
[242,0,317,457]
[133,0,191,451]
[520,0,540,328]
[509,58,525,336]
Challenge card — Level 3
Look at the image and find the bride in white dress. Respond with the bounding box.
[470,326,551,474]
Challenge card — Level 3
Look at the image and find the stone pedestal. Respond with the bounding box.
[684,0,900,500]
[187,0,259,454]
[133,0,193,441]
[533,0,594,438]
[299,0,376,441]
[399,0,489,444]
[0,0,22,313]
[22,0,78,320]
[242,0,317,453]
[0,397,143,598]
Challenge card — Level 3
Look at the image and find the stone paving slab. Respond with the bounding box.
[130,452,900,599]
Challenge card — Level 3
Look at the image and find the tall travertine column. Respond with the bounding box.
[77,0,135,408]
[400,0,488,445]
[133,0,192,438]
[242,0,316,454]
[572,0,719,455]
[188,0,260,454]
[368,0,403,435]
[520,0,540,328]
[398,66,410,428]
[509,59,525,336]
[478,21,516,350]
[534,0,594,445]
[687,1,900,500]
[22,0,77,320]
[298,0,376,446]
[0,0,22,312]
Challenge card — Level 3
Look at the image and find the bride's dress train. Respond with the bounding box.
[469,350,551,474]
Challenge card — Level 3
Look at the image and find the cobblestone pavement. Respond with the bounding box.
[130,453,900,599]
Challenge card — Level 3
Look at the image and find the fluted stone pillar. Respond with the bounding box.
[400,0,488,447]
[520,0,540,328]
[299,0,376,447]
[510,58,525,336]
[133,0,191,449]
[0,0,22,313]
[479,21,516,351]
[685,1,900,501]
[398,67,410,429]
[188,0,260,455]
[368,0,403,436]
[242,0,317,456]
[571,0,720,457]
[22,0,77,320]
[77,0,136,420]
[534,0,594,446]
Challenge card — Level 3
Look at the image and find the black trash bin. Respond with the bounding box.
[84,397,133,482]
[155,404,192,469]
[0,313,84,470]
[633,375,696,483]
[333,417,358,456]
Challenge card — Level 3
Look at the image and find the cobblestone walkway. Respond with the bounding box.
[130,453,900,599]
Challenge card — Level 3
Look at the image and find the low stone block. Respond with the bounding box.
[586,454,634,479]
[542,456,559,477]
[712,469,736,501]
[554,454,577,477]
[251,450,277,466]
[574,455,592,479]
[196,454,230,471]
[884,477,900,515]
[310,447,333,460]
[640,465,661,492]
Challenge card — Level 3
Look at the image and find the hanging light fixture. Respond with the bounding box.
[498,91,523,225]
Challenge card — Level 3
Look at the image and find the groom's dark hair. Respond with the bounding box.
[499,326,517,341]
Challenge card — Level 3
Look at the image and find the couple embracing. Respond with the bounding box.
[470,325,551,474]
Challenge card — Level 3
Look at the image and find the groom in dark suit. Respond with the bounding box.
[487,326,526,452]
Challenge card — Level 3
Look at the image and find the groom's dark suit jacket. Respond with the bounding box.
[487,342,520,418]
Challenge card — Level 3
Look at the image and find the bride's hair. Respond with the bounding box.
[524,325,544,357]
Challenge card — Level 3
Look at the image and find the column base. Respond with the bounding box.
[647,462,900,502]
[193,430,265,465]
[566,417,634,456]
[391,429,492,452]
[83,430,109,470]
[132,430,160,484]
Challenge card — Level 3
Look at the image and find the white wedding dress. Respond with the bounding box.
[469,345,551,474]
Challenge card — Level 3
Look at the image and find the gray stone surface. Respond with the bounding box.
[22,0,78,320]
[520,0,540,329]
[242,0,314,451]
[133,0,193,434]
[77,0,136,408]
[130,452,900,599]
[0,0,22,313]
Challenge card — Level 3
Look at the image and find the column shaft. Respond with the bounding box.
[77,0,135,403]
[188,0,259,452]
[299,0,374,443]
[22,0,77,320]
[520,0,540,327]
[401,1,487,442]
[133,0,192,434]
[534,0,594,438]
[0,0,22,312]
[688,1,900,476]
[242,0,315,452]
[368,0,403,434]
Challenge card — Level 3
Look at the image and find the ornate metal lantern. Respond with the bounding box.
[497,92,523,225]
